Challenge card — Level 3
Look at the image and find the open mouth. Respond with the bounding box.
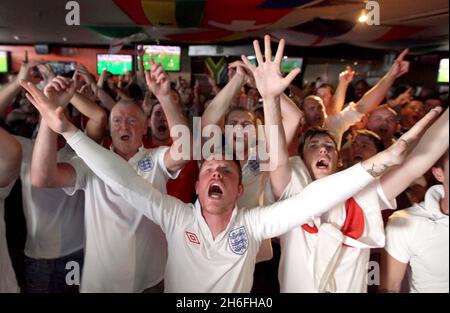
[157,125,167,133]
[120,135,130,141]
[315,158,330,169]
[208,183,224,199]
[353,155,364,162]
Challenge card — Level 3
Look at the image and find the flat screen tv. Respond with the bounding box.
[437,58,449,83]
[0,51,10,73]
[97,54,133,75]
[139,45,181,72]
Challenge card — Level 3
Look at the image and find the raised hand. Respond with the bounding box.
[339,66,355,85]
[17,60,42,81]
[144,57,171,98]
[136,45,145,58]
[387,49,410,79]
[75,63,95,85]
[362,106,442,176]
[37,64,56,82]
[241,35,300,99]
[43,75,77,108]
[19,80,76,135]
[393,87,414,107]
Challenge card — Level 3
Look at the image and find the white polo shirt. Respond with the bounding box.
[0,181,19,293]
[279,167,394,293]
[65,130,376,293]
[15,136,85,259]
[385,185,449,293]
[325,103,364,149]
[65,145,177,293]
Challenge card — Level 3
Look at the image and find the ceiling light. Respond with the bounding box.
[13,35,20,40]
[358,12,368,23]
[62,37,68,42]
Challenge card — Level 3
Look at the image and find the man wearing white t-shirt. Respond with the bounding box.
[278,106,448,292]
[20,36,442,293]
[15,135,85,293]
[0,126,21,293]
[29,61,189,292]
[381,151,449,293]
[201,59,303,275]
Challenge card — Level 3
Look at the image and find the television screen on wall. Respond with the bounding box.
[139,45,181,72]
[438,58,449,83]
[97,54,133,75]
[0,51,10,73]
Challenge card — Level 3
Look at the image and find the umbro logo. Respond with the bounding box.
[186,231,200,245]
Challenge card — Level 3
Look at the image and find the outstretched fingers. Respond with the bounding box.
[241,55,256,72]
[253,40,264,66]
[274,38,285,65]
[264,35,272,64]
[283,67,301,86]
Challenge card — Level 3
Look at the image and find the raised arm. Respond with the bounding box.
[353,49,409,114]
[71,91,107,143]
[246,105,441,240]
[31,120,77,188]
[0,127,21,187]
[93,86,116,111]
[20,79,183,227]
[242,35,300,198]
[0,60,38,116]
[280,93,303,147]
[381,107,448,200]
[136,45,147,89]
[200,62,246,128]
[29,77,78,188]
[330,66,354,115]
[145,57,190,173]
[75,64,116,111]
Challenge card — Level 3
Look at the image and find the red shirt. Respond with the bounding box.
[144,137,198,203]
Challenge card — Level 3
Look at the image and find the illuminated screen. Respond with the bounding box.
[97,54,133,75]
[438,58,449,83]
[247,56,303,73]
[47,62,76,76]
[140,45,181,72]
[0,51,9,73]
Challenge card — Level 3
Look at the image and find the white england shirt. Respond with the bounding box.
[65,130,376,293]
[279,166,394,293]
